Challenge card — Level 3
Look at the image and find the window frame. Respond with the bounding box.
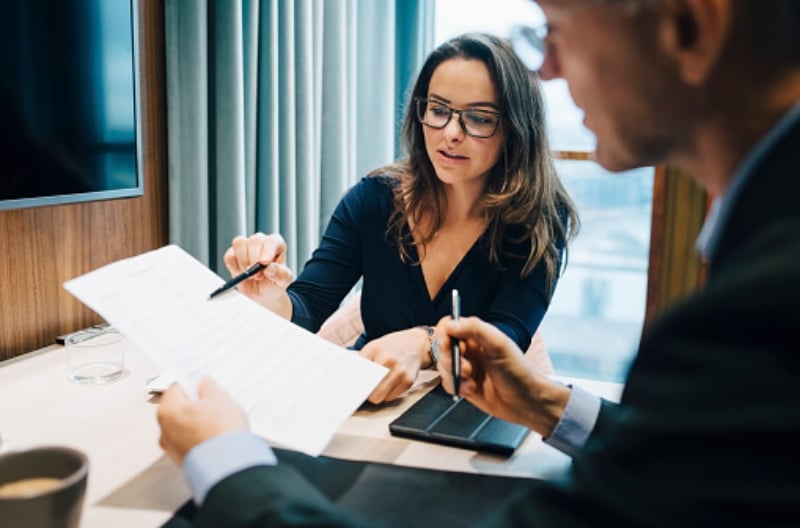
[644,164,709,327]
[554,150,707,332]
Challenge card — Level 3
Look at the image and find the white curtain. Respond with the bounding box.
[165,0,433,273]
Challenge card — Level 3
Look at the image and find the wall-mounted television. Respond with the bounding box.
[0,0,142,211]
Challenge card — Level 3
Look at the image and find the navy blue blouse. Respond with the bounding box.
[287,176,561,350]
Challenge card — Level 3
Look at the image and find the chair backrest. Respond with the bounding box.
[317,292,554,375]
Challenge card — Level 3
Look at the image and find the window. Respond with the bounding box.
[435,0,654,381]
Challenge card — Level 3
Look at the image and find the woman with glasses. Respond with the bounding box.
[223,32,578,403]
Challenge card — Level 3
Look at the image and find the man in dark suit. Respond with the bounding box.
[157,0,800,525]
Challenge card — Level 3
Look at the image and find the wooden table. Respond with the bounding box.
[0,341,622,527]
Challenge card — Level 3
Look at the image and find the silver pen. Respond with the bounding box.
[451,289,461,401]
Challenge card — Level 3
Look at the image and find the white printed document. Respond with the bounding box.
[63,244,387,456]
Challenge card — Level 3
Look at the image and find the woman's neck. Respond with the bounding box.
[441,179,486,225]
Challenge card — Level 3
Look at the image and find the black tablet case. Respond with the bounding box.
[389,384,530,456]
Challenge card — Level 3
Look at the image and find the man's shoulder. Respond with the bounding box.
[637,213,800,375]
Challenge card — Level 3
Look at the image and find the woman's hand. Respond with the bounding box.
[358,327,432,404]
[435,316,570,437]
[223,233,295,318]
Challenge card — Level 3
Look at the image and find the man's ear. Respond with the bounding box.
[660,0,732,85]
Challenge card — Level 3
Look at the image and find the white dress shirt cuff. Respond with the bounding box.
[544,384,601,457]
[182,431,277,505]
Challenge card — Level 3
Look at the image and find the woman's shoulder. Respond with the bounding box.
[497,223,534,253]
[346,172,399,201]
[338,173,399,222]
[363,171,401,191]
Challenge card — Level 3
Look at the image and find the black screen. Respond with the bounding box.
[0,0,141,210]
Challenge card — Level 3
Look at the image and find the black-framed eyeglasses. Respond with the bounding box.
[416,97,502,139]
[509,24,549,72]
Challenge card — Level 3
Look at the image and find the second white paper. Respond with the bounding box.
[63,244,388,456]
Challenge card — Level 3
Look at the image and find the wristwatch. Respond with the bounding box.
[417,325,438,369]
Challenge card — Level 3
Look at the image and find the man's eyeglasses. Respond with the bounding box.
[416,98,502,139]
[509,24,549,72]
[510,0,633,71]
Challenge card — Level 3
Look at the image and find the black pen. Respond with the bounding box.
[208,262,267,299]
[451,289,461,401]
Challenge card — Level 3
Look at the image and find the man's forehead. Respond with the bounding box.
[535,0,653,8]
[534,0,603,15]
[535,0,595,7]
[534,0,656,19]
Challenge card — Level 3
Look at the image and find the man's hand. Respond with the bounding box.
[435,316,570,437]
[156,378,249,465]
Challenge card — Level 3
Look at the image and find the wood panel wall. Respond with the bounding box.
[644,165,708,328]
[0,0,167,360]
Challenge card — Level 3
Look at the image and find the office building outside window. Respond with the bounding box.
[434,0,653,382]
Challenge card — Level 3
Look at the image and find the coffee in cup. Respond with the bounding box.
[0,477,63,498]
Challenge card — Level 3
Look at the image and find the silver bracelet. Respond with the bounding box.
[416,325,438,369]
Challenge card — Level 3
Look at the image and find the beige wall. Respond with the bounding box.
[0,0,168,360]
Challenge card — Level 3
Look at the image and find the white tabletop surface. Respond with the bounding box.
[0,340,623,527]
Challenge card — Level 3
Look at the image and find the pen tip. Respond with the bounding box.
[452,395,460,402]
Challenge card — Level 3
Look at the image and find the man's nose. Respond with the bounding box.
[536,51,560,81]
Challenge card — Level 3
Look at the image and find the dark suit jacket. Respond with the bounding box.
[180,119,800,527]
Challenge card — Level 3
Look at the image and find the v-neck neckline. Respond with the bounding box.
[405,222,485,305]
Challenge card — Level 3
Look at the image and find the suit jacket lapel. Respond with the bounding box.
[709,119,800,279]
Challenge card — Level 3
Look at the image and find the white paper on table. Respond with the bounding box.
[63,244,388,457]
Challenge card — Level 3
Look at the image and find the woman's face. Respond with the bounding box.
[422,58,505,189]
